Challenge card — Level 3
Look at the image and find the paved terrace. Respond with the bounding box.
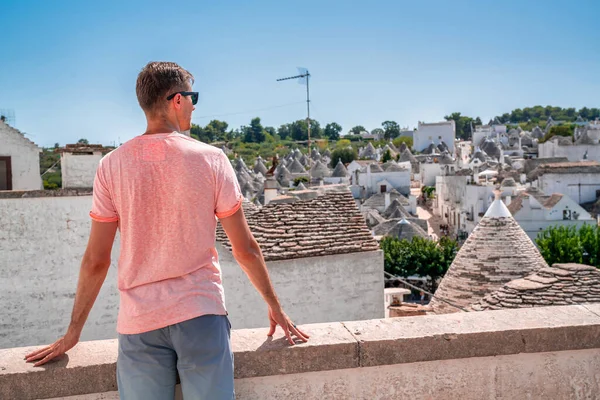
[2,305,600,399]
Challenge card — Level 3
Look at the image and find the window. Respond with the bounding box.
[0,156,12,190]
[563,210,572,220]
[438,136,442,139]
[380,185,387,193]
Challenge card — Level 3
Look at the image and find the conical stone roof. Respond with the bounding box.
[254,159,268,175]
[531,126,544,139]
[310,160,331,179]
[422,143,438,155]
[288,158,307,174]
[398,148,417,163]
[361,142,377,158]
[331,159,349,178]
[276,165,293,187]
[383,198,410,219]
[296,182,308,190]
[430,193,549,314]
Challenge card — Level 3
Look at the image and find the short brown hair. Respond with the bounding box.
[136,62,194,114]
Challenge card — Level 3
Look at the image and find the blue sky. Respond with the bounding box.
[1,0,599,147]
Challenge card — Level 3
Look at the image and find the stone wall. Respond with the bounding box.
[0,194,384,349]
[61,152,103,188]
[2,305,599,399]
[0,121,42,190]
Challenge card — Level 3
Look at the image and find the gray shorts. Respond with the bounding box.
[117,314,234,400]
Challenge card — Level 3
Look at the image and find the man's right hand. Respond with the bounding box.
[267,306,309,345]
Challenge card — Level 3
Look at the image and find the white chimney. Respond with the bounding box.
[264,177,278,205]
[505,195,511,206]
[384,192,391,210]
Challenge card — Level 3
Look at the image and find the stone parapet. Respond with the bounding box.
[1,304,600,399]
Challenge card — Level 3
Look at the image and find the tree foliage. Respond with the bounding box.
[324,122,342,141]
[77,138,89,145]
[536,225,600,268]
[380,236,458,292]
[348,125,366,135]
[539,124,575,143]
[329,147,357,168]
[392,136,413,149]
[443,112,481,141]
[381,149,392,163]
[496,106,600,124]
[382,121,400,140]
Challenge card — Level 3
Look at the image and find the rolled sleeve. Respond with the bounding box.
[214,151,243,219]
[90,161,119,223]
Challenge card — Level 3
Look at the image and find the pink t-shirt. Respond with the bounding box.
[90,132,242,334]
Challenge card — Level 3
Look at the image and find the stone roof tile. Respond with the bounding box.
[473,263,600,311]
[216,190,379,261]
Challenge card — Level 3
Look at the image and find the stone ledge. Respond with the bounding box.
[1,305,600,399]
[0,189,93,199]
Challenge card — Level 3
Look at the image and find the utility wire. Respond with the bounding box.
[193,101,305,120]
[384,271,468,312]
[41,159,61,177]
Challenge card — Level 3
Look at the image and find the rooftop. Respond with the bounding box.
[528,161,600,180]
[216,189,379,261]
[473,263,600,311]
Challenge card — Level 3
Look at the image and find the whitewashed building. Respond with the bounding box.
[0,118,42,190]
[356,163,411,197]
[507,188,595,241]
[538,122,600,162]
[60,144,109,188]
[529,161,600,204]
[413,121,456,154]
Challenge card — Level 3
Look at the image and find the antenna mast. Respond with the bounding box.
[277,69,311,183]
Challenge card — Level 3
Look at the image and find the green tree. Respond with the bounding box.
[264,126,277,137]
[443,112,479,140]
[53,143,60,149]
[277,124,291,140]
[382,121,400,140]
[381,149,392,163]
[380,236,458,293]
[539,125,574,143]
[392,136,413,149]
[536,225,600,268]
[536,226,584,266]
[336,138,352,148]
[77,138,89,145]
[204,119,229,142]
[289,119,322,141]
[324,122,342,141]
[243,117,266,143]
[329,147,357,168]
[348,125,366,135]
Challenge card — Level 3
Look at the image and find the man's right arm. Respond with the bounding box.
[219,207,309,345]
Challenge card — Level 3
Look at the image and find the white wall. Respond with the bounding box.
[420,163,442,187]
[539,173,600,204]
[538,141,600,162]
[61,152,103,188]
[414,121,456,154]
[218,243,384,329]
[357,170,410,196]
[0,195,384,349]
[0,121,42,190]
[513,195,595,241]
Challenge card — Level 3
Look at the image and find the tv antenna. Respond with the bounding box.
[0,109,16,126]
[277,68,312,183]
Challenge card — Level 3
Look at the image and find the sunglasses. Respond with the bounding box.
[166,91,199,105]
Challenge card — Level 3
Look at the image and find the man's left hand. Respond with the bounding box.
[24,331,79,367]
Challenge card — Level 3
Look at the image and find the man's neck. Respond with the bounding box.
[144,116,180,135]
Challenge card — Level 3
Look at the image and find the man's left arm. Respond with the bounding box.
[25,220,118,366]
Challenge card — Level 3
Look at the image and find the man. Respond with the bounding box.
[25,61,308,399]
